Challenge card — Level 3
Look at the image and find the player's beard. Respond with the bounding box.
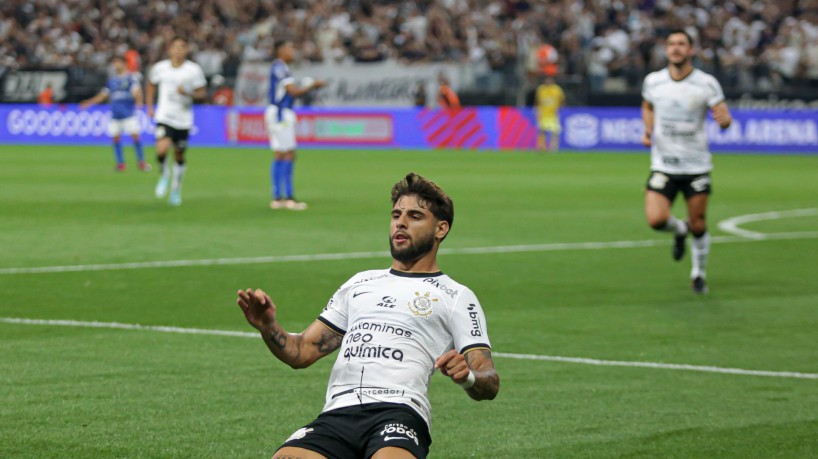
[390,231,436,263]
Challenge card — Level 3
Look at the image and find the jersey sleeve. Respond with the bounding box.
[317,277,355,335]
[448,289,491,354]
[641,75,653,103]
[705,75,725,107]
[129,75,141,95]
[190,64,207,91]
[148,63,162,85]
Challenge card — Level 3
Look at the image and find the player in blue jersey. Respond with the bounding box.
[266,39,324,210]
[81,55,149,172]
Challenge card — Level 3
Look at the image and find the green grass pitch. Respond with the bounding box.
[1,145,817,458]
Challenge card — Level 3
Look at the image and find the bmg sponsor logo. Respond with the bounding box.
[467,303,482,337]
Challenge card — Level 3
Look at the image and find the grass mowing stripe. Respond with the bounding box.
[2,231,816,275]
[4,317,817,380]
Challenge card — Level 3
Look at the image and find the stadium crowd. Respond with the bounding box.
[2,0,818,94]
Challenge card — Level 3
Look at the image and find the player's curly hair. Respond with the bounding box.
[391,172,454,241]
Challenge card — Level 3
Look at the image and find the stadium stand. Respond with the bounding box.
[2,0,818,104]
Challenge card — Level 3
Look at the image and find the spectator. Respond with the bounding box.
[210,74,234,106]
[414,80,427,107]
[2,0,817,100]
[38,83,54,106]
[438,74,460,110]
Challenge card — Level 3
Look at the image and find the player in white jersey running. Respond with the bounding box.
[237,173,500,459]
[145,36,207,206]
[641,29,733,294]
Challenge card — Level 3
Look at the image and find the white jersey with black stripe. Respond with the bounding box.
[317,268,492,429]
[642,68,725,174]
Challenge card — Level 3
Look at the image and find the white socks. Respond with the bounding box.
[690,232,710,279]
[663,215,688,236]
[171,162,186,191]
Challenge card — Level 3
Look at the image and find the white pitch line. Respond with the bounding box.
[718,208,818,239]
[2,231,818,276]
[2,317,817,381]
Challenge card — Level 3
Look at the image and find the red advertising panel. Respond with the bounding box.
[230,112,394,145]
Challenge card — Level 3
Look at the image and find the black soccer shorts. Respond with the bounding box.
[646,171,712,202]
[278,402,432,459]
[155,123,189,150]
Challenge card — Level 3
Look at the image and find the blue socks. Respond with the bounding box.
[283,160,294,199]
[134,141,144,162]
[272,159,284,199]
[271,159,295,199]
[113,142,124,165]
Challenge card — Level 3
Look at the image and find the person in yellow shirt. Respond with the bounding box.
[535,76,565,152]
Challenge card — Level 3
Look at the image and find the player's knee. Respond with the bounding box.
[647,216,667,230]
[689,220,707,236]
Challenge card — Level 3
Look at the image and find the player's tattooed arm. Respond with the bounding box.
[237,288,340,369]
[311,326,343,355]
[464,348,500,401]
[260,321,342,369]
[436,348,500,401]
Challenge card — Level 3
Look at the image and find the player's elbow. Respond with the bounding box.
[287,354,320,370]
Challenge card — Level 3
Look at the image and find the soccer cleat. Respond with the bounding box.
[139,161,152,172]
[155,175,170,198]
[269,199,284,210]
[691,276,708,294]
[115,163,126,172]
[284,199,308,211]
[168,188,182,206]
[673,222,689,261]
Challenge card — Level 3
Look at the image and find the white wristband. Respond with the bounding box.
[457,370,476,389]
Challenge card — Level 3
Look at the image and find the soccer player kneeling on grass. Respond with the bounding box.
[237,173,500,459]
[641,29,733,294]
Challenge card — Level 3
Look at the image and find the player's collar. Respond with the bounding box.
[389,268,443,278]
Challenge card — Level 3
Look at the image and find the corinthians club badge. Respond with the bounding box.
[408,291,438,318]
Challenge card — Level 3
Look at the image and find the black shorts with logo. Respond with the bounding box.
[155,123,189,150]
[646,171,712,202]
[279,402,432,459]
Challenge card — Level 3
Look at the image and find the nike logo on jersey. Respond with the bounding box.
[384,436,409,441]
[353,291,371,298]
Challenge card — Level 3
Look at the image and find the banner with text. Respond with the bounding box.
[235,61,461,107]
[1,104,815,153]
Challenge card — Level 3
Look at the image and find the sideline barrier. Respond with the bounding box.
[1,105,816,153]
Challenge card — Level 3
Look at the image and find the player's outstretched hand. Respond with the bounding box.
[237,288,277,332]
[641,130,652,147]
[435,349,471,385]
[312,79,326,89]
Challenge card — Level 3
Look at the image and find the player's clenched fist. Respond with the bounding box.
[435,349,471,385]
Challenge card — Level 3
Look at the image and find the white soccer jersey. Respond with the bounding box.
[149,59,206,130]
[642,68,725,174]
[317,268,492,429]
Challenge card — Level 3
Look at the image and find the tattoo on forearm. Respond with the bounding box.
[267,326,288,349]
[313,328,343,354]
[465,349,500,400]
